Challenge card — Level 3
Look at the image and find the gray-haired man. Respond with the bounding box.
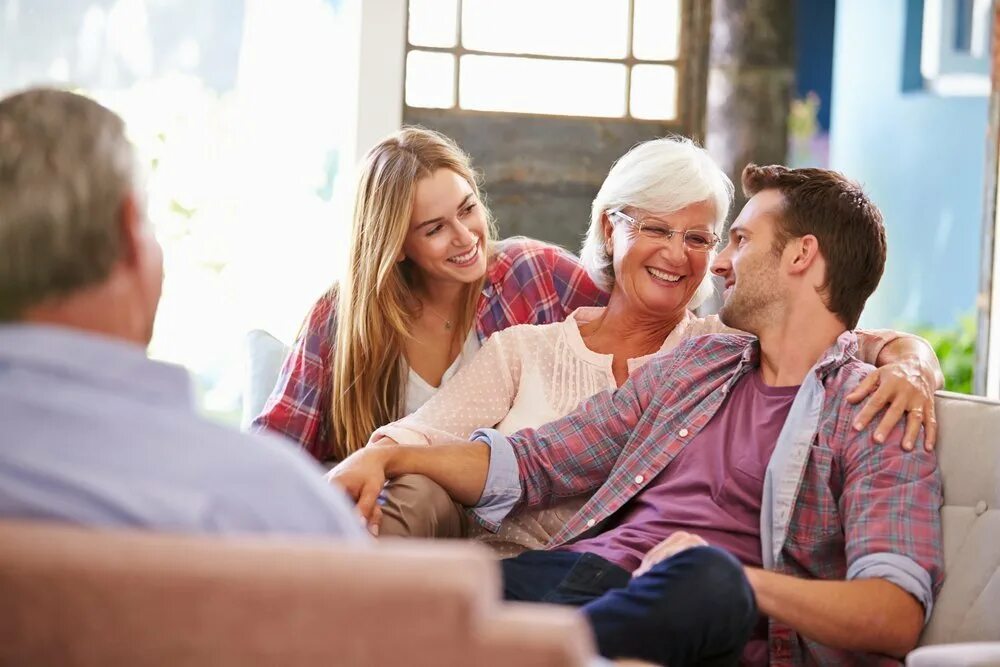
[0,87,365,538]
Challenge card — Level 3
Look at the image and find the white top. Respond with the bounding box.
[404,327,482,416]
[373,307,729,555]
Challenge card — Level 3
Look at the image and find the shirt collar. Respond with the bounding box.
[812,330,860,379]
[0,324,194,409]
[737,329,859,381]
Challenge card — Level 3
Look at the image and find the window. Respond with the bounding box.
[2,0,358,424]
[404,0,685,122]
[919,0,991,95]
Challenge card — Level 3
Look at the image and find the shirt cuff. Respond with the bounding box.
[847,552,935,623]
[469,428,523,532]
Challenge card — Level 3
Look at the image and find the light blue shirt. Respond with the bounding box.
[0,324,368,540]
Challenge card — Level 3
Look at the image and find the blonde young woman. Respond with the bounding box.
[361,136,944,552]
[252,128,606,533]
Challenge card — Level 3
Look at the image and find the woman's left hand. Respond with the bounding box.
[846,357,938,452]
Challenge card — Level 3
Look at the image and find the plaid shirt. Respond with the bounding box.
[476,332,943,666]
[251,238,606,461]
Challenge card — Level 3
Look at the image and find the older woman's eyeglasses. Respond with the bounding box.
[608,208,720,253]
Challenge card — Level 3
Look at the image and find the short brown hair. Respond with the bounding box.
[742,164,886,329]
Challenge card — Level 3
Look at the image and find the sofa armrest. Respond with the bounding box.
[907,642,1000,666]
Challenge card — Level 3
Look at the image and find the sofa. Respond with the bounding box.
[0,524,596,666]
[904,391,1000,665]
[2,387,998,665]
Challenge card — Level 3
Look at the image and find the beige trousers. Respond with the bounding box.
[378,474,469,539]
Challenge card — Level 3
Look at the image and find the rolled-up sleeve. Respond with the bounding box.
[840,416,944,624]
[847,552,935,622]
[469,428,523,531]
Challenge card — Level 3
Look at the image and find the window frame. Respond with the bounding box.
[920,0,992,96]
[402,0,692,125]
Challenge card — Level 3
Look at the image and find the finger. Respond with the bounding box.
[356,482,381,521]
[846,371,880,404]
[924,403,938,451]
[853,385,891,431]
[636,538,676,577]
[901,410,922,452]
[872,399,907,444]
[643,543,670,566]
[635,550,661,577]
[368,505,383,537]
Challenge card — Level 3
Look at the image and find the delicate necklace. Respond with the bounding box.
[423,304,453,330]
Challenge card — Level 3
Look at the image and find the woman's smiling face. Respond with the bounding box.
[402,168,488,286]
[605,199,718,318]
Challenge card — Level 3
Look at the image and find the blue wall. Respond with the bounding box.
[797,0,837,131]
[830,0,988,329]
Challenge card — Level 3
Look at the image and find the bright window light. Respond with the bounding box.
[460,55,626,118]
[408,0,458,48]
[630,64,678,120]
[2,0,359,424]
[633,0,681,61]
[405,0,687,120]
[406,50,455,108]
[462,0,629,59]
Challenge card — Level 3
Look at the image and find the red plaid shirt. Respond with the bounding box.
[251,238,607,461]
[483,332,943,666]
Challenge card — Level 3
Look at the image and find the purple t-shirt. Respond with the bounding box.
[565,369,798,572]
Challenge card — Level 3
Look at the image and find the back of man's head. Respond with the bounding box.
[741,164,886,330]
[0,88,159,340]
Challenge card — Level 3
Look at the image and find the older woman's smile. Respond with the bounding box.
[646,266,685,284]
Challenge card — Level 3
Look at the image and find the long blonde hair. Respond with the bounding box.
[329,127,494,460]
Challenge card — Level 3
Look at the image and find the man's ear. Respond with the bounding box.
[787,234,821,275]
[118,192,144,268]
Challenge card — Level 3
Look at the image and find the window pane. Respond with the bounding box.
[461,55,626,117]
[462,0,629,59]
[406,50,455,108]
[630,64,677,120]
[633,0,681,61]
[408,0,458,48]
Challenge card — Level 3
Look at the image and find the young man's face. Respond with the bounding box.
[711,189,788,334]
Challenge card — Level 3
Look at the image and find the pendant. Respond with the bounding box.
[444,321,452,330]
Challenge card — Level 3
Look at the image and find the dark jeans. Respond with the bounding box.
[501,546,757,667]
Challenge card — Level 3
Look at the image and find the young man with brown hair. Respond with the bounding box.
[331,165,943,666]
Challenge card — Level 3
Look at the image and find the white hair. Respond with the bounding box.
[0,88,141,319]
[580,135,734,309]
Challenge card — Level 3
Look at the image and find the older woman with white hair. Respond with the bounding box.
[366,135,942,552]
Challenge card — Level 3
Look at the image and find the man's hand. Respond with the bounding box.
[326,447,391,536]
[846,356,938,451]
[633,531,708,578]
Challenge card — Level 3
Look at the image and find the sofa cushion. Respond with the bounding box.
[0,521,595,667]
[919,392,1000,645]
[242,329,290,429]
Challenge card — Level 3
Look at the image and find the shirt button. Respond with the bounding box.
[975,500,989,516]
[634,475,644,484]
[679,428,689,437]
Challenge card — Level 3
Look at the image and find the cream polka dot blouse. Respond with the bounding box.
[371,307,729,557]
